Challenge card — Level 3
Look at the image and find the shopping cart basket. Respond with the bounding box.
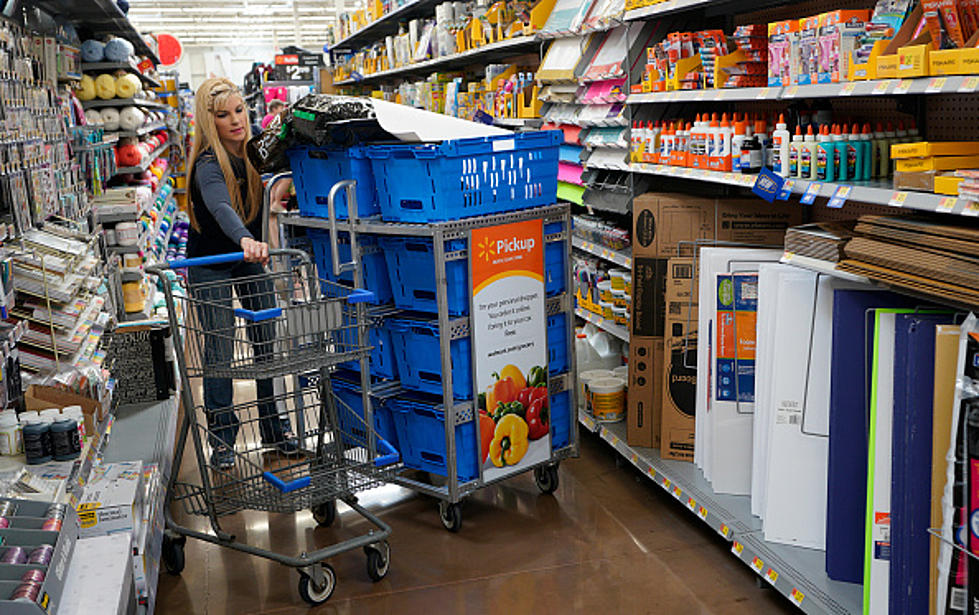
[147,249,400,605]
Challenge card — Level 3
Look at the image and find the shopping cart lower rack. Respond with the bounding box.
[148,249,401,606]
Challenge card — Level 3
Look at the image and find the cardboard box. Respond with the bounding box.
[895,154,979,172]
[929,31,979,74]
[627,336,663,448]
[24,384,102,437]
[876,4,925,78]
[631,258,669,338]
[817,10,871,83]
[76,461,145,538]
[769,19,801,86]
[891,141,979,158]
[894,169,937,192]
[632,192,715,259]
[935,173,965,195]
[715,199,804,246]
[662,257,698,461]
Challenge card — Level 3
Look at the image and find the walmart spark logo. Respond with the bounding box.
[477,237,496,262]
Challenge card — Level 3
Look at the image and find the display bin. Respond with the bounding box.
[388,394,479,482]
[336,317,398,380]
[388,318,473,399]
[366,131,561,223]
[381,232,566,315]
[379,236,469,315]
[330,372,400,453]
[307,228,393,304]
[550,386,572,449]
[547,313,569,375]
[287,145,379,220]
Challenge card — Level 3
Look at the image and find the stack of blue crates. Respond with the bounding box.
[288,131,572,479]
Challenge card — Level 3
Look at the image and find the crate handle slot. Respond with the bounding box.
[404,241,429,252]
[262,472,311,493]
[412,290,436,302]
[418,371,441,384]
[400,200,424,211]
[413,406,440,419]
[410,325,436,337]
[420,451,445,464]
[309,150,333,160]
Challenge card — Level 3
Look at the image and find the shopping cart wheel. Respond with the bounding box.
[311,500,337,527]
[162,535,185,575]
[364,541,391,582]
[438,501,462,533]
[298,564,336,605]
[534,464,560,495]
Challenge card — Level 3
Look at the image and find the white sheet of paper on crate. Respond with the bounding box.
[372,99,510,142]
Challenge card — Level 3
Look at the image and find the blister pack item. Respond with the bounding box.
[290,94,379,146]
[245,106,294,174]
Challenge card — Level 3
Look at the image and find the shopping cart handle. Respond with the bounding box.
[347,289,375,304]
[374,437,400,468]
[234,307,283,322]
[262,472,311,493]
[169,253,246,268]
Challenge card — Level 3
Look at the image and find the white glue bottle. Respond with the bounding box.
[789,125,803,177]
[772,113,791,177]
[731,118,747,172]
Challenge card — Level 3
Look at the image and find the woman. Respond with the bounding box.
[186,77,297,470]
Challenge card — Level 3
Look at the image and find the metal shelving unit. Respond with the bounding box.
[81,62,162,89]
[571,235,632,268]
[574,306,629,342]
[114,140,171,177]
[624,0,713,21]
[282,203,578,531]
[579,412,863,615]
[110,120,167,139]
[82,98,169,111]
[36,0,160,63]
[329,0,441,51]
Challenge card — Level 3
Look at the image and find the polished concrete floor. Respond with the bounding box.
[156,423,796,614]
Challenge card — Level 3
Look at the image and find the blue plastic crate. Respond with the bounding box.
[307,229,393,304]
[551,387,571,449]
[334,319,398,380]
[287,146,379,219]
[330,374,400,453]
[544,221,566,297]
[379,236,469,315]
[547,313,569,375]
[388,318,473,399]
[389,394,478,482]
[366,131,561,223]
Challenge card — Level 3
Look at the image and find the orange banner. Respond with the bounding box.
[471,219,544,296]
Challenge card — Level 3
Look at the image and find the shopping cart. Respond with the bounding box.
[147,249,400,605]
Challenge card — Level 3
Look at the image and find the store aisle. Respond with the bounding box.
[156,408,795,614]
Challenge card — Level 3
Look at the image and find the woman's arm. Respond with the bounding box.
[194,154,254,246]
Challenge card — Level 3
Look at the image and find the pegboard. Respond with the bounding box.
[809,200,904,222]
[925,94,979,140]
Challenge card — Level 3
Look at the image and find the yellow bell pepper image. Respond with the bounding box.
[498,364,526,390]
[489,414,530,467]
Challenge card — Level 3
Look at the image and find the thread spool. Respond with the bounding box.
[0,500,17,516]
[41,518,62,532]
[115,222,138,246]
[0,517,8,529]
[45,503,66,519]
[28,544,53,565]
[2,546,27,564]
[21,569,45,584]
[22,417,52,465]
[10,580,41,602]
[51,417,79,461]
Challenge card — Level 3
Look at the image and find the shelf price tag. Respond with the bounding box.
[784,85,799,98]
[671,485,683,499]
[608,434,619,446]
[686,497,696,511]
[765,568,779,585]
[731,541,744,556]
[959,76,979,93]
[750,557,764,573]
[697,505,708,520]
[629,453,639,464]
[964,201,979,217]
[926,77,948,93]
[889,191,909,207]
[839,82,858,96]
[800,182,821,205]
[694,90,706,101]
[827,185,851,208]
[790,589,805,607]
[777,178,795,200]
[646,467,656,479]
[938,197,958,213]
[872,79,894,95]
[756,87,771,99]
[894,79,914,94]
[662,477,671,489]
[720,524,732,538]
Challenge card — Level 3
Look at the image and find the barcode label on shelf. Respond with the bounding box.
[629,453,638,464]
[951,588,966,611]
[671,485,682,499]
[720,524,731,538]
[894,79,914,94]
[828,185,851,209]
[960,77,979,93]
[938,197,958,213]
[840,82,857,96]
[964,201,979,217]
[801,182,821,205]
[750,557,764,573]
[765,568,779,585]
[646,467,656,479]
[662,477,671,489]
[790,589,805,606]
[697,506,708,520]
[686,497,696,511]
[926,77,948,93]
[872,79,894,95]
[888,191,909,207]
[784,85,799,97]
[731,541,744,555]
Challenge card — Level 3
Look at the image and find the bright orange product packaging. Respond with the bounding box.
[923,0,967,47]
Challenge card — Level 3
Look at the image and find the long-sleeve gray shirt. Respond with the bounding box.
[187,152,263,258]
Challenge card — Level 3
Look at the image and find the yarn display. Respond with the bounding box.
[94,74,116,99]
[100,107,120,131]
[76,75,96,101]
[84,109,103,125]
[115,73,141,98]
[119,106,145,132]
[104,38,135,62]
[80,39,105,63]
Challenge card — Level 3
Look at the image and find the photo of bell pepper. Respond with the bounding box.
[485,374,519,414]
[498,364,526,390]
[491,400,525,423]
[479,411,496,463]
[526,365,547,388]
[489,414,529,467]
[525,395,549,441]
[516,386,547,411]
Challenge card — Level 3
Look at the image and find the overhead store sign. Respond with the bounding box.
[273,53,320,82]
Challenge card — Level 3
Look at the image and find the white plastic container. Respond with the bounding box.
[622,272,632,295]
[589,377,626,422]
[39,408,61,423]
[576,332,603,376]
[596,280,613,302]
[612,365,629,384]
[612,305,628,326]
[609,269,628,292]
[0,410,21,455]
[599,301,614,320]
[115,222,138,246]
[587,327,622,370]
[579,369,614,413]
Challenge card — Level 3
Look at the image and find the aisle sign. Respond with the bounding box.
[471,220,550,482]
[273,53,321,82]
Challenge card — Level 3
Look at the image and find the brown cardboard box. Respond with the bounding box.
[24,385,102,437]
[632,192,714,259]
[662,258,698,461]
[714,199,803,247]
[627,336,663,448]
[631,257,669,338]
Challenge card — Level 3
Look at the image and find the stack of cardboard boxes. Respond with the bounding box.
[626,193,802,460]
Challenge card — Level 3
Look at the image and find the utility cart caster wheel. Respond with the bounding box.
[162,535,185,575]
[534,464,560,495]
[312,500,337,527]
[298,565,336,605]
[364,541,391,582]
[439,501,462,533]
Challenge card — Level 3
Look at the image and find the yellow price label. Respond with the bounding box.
[630,453,638,464]
[959,76,979,93]
[646,467,656,478]
[662,477,671,489]
[926,76,948,93]
[731,541,744,555]
[964,201,979,217]
[889,191,909,207]
[751,557,764,572]
[671,485,682,499]
[756,87,771,99]
[720,524,731,538]
[765,568,779,584]
[790,589,805,606]
[872,79,893,94]
[686,497,696,510]
[784,85,800,97]
[697,506,708,520]
[840,82,858,95]
[894,79,914,94]
[938,197,958,212]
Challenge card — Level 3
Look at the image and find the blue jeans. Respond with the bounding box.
[189,261,289,450]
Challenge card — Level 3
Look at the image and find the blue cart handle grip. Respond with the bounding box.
[234,307,283,322]
[374,437,400,468]
[262,472,311,493]
[169,252,246,269]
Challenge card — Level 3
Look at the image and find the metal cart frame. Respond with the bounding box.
[281,176,579,532]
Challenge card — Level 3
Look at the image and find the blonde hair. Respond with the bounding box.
[187,77,263,232]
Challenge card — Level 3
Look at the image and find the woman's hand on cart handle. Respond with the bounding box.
[241,237,270,265]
